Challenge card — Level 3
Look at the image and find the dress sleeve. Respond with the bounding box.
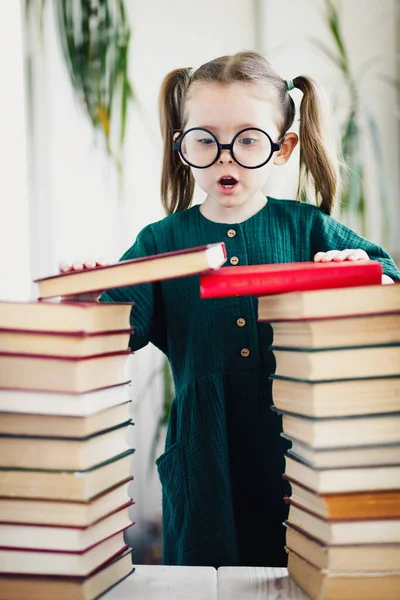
[100,225,167,353]
[311,209,400,281]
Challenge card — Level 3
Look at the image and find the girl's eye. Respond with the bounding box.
[197,138,215,145]
[239,137,257,146]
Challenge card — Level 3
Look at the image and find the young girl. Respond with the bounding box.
[61,51,400,568]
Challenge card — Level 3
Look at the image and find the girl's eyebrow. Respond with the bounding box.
[192,123,262,132]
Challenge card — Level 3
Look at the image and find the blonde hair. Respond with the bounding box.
[159,50,340,215]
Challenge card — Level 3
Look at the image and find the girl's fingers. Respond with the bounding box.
[346,249,369,261]
[59,261,72,273]
[320,250,341,262]
[96,257,110,267]
[59,258,111,274]
[332,249,354,261]
[314,249,370,263]
[84,259,97,269]
[72,259,85,271]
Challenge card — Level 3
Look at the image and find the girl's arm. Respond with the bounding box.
[100,224,167,353]
[311,210,400,282]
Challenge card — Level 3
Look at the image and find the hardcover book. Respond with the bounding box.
[279,411,400,449]
[0,422,133,470]
[287,501,400,545]
[271,376,400,418]
[285,438,400,469]
[270,313,400,349]
[0,479,133,526]
[0,548,133,600]
[0,328,132,358]
[284,454,400,494]
[284,478,400,520]
[0,350,131,393]
[0,450,134,500]
[0,503,134,552]
[35,243,227,299]
[0,530,129,576]
[286,523,400,572]
[200,260,382,299]
[0,402,131,437]
[272,345,400,381]
[0,301,133,334]
[288,549,400,600]
[0,383,131,416]
[258,282,400,321]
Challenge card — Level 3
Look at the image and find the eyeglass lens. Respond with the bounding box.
[180,128,273,168]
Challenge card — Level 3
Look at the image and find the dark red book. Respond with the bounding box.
[0,529,130,576]
[199,260,382,299]
[35,243,227,299]
[0,502,134,553]
[0,350,131,393]
[0,549,134,600]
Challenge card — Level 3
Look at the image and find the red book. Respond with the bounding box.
[0,549,133,600]
[199,260,382,299]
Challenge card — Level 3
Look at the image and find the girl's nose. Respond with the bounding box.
[218,149,234,164]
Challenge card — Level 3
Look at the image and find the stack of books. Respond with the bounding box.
[0,300,136,599]
[258,283,400,600]
[0,242,227,599]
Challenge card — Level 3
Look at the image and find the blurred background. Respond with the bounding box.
[1,0,399,563]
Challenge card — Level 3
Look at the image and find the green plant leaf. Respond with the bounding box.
[340,113,365,227]
[325,0,348,64]
[53,0,134,175]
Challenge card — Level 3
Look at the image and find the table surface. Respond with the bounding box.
[105,565,308,599]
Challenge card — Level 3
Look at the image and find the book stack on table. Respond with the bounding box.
[0,300,136,600]
[258,283,400,600]
[0,242,228,600]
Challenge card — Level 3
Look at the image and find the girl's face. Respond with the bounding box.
[182,81,291,212]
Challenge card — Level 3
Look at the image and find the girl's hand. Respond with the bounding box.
[314,249,394,284]
[314,249,369,262]
[58,258,110,302]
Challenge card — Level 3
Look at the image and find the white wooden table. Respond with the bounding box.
[218,567,308,599]
[105,565,308,599]
[106,565,217,600]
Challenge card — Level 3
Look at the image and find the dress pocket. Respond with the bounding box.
[156,442,186,544]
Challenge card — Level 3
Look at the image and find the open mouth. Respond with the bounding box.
[218,176,238,189]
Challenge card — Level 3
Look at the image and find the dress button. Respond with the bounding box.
[227,229,236,238]
[230,256,239,265]
[236,318,246,327]
[240,348,250,357]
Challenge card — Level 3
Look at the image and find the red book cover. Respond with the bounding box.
[0,327,133,337]
[199,260,383,299]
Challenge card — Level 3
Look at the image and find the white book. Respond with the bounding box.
[0,382,132,416]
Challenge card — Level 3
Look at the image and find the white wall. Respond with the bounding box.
[0,2,30,300]
[261,0,400,254]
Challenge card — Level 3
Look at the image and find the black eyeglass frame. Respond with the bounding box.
[173,127,285,169]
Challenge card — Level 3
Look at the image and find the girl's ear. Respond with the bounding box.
[173,132,188,166]
[273,132,298,166]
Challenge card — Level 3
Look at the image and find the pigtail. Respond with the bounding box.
[159,68,195,215]
[293,76,340,215]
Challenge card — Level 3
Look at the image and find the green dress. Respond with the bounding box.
[100,198,400,568]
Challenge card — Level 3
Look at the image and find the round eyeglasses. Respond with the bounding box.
[173,127,284,169]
